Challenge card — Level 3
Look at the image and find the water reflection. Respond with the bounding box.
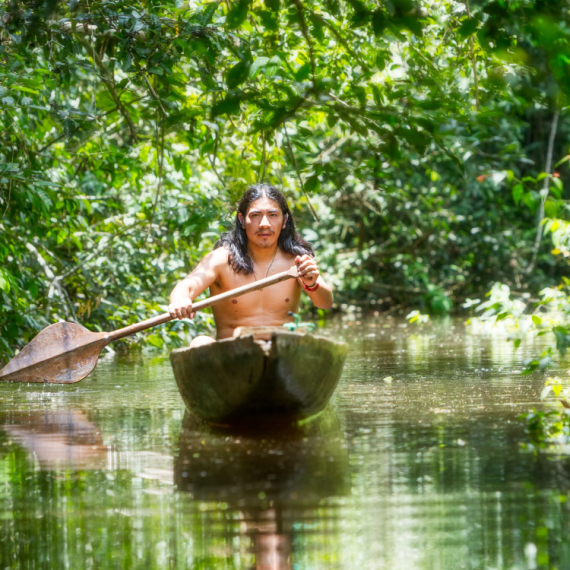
[175,409,350,569]
[1,409,107,470]
[4,318,570,569]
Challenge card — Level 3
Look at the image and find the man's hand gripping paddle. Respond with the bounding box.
[0,266,299,384]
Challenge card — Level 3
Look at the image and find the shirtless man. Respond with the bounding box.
[168,183,333,347]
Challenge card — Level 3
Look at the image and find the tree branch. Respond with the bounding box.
[526,109,560,274]
[146,121,165,241]
[259,132,267,181]
[465,0,480,111]
[143,73,167,117]
[291,0,316,82]
[271,93,312,130]
[310,12,370,73]
[314,135,350,163]
[37,95,146,154]
[38,133,66,154]
[274,130,285,190]
[77,35,138,141]
[283,127,320,222]
[25,243,76,321]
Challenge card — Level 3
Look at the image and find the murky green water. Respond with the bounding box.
[1,317,569,570]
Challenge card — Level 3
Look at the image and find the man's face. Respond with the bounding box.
[240,196,287,249]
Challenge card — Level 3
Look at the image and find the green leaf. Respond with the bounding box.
[264,0,280,10]
[295,63,311,81]
[347,0,371,27]
[553,326,569,357]
[27,277,39,299]
[226,0,251,29]
[532,315,542,325]
[265,55,281,78]
[522,192,537,210]
[551,176,563,196]
[458,17,481,38]
[310,17,325,42]
[372,9,387,36]
[544,199,558,219]
[398,126,429,154]
[12,85,39,95]
[212,95,242,116]
[258,9,278,30]
[399,16,423,37]
[195,3,219,26]
[539,356,553,370]
[147,334,164,348]
[483,0,509,16]
[226,61,250,89]
[512,183,524,205]
[249,57,269,79]
[0,269,10,293]
[521,361,538,375]
[541,384,553,400]
[304,174,320,193]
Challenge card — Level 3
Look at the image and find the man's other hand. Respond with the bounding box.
[295,254,319,285]
[168,298,195,320]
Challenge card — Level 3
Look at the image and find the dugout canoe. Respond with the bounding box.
[169,328,348,425]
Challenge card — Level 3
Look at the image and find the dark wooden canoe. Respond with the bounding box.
[170,328,348,425]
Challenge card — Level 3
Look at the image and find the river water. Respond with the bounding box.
[1,317,569,569]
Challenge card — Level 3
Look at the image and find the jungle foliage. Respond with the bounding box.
[1,0,570,362]
[522,378,570,451]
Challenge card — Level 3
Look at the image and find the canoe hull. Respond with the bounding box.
[170,331,348,425]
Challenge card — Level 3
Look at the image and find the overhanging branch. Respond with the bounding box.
[77,35,138,141]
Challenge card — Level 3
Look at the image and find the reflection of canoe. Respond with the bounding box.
[170,329,348,425]
[175,409,350,570]
[175,408,350,503]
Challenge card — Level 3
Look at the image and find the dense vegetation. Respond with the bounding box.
[1,0,570,363]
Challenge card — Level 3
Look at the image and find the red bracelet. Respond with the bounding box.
[302,280,319,292]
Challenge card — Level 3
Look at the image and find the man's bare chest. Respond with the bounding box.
[210,261,301,314]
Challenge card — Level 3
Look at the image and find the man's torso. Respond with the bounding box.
[209,248,301,339]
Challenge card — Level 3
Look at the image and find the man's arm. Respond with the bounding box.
[295,254,334,310]
[168,249,226,319]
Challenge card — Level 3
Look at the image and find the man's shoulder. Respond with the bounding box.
[279,249,298,265]
[202,246,230,267]
[280,248,297,260]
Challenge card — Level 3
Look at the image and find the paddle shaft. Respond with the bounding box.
[105,267,298,342]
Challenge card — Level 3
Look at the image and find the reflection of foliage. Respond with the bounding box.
[406,310,429,325]
[472,277,570,373]
[283,313,316,333]
[2,0,570,363]
[523,379,570,450]
[523,408,567,449]
[466,1,570,374]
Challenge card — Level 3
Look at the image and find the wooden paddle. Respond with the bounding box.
[0,265,299,385]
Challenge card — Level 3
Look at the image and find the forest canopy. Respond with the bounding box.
[1,0,570,363]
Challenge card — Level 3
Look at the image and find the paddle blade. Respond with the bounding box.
[0,322,108,384]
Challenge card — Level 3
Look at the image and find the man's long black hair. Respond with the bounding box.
[215,183,314,275]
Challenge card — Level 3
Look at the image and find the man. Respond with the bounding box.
[168,183,333,347]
